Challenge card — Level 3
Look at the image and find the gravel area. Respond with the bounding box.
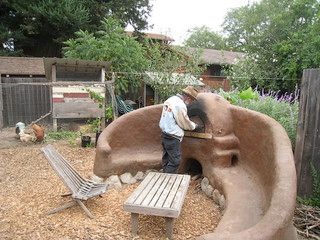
[0,142,222,239]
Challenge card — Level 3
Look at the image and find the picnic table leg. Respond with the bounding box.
[131,213,139,236]
[165,217,174,240]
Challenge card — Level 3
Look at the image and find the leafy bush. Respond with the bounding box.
[46,131,80,147]
[241,96,298,146]
[64,18,148,94]
[105,105,113,122]
[218,88,299,146]
[219,87,258,104]
[87,118,101,132]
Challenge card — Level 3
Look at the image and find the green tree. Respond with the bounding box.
[0,0,151,57]
[223,0,320,92]
[64,18,203,98]
[64,18,148,94]
[183,26,227,50]
[145,44,204,100]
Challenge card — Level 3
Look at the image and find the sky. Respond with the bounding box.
[135,0,253,44]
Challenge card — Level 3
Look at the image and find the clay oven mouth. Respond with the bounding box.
[231,154,238,166]
[185,158,203,176]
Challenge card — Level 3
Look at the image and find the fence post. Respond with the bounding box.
[0,75,3,129]
[294,68,320,197]
[101,67,106,129]
[51,64,57,131]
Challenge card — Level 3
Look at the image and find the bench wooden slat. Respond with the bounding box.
[125,202,180,218]
[134,173,162,205]
[141,173,167,206]
[171,175,190,212]
[149,174,171,207]
[155,174,177,208]
[124,172,191,219]
[163,175,184,208]
[124,172,156,205]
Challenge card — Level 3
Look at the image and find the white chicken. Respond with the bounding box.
[15,122,26,137]
[19,132,36,143]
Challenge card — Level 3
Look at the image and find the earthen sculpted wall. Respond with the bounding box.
[94,92,297,240]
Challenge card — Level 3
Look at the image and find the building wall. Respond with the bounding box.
[201,65,230,91]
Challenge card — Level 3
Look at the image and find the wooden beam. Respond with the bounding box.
[184,131,212,139]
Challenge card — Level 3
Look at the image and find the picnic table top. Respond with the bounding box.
[124,172,191,218]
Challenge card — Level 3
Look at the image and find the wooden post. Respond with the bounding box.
[165,217,174,240]
[51,64,58,131]
[100,67,106,129]
[144,83,147,107]
[295,68,320,197]
[110,73,118,120]
[131,213,139,236]
[0,74,3,129]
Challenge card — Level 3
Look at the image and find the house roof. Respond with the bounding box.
[126,31,174,42]
[0,56,110,79]
[0,57,45,75]
[189,48,246,65]
[43,58,110,81]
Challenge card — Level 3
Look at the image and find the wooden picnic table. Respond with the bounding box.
[123,172,191,239]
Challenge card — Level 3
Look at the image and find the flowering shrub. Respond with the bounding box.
[218,88,299,147]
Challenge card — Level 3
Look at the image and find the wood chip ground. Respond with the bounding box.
[0,142,221,239]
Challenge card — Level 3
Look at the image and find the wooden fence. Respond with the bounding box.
[295,68,320,197]
[0,77,50,127]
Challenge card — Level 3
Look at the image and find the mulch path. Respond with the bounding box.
[0,142,221,240]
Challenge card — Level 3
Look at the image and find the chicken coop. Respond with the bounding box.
[43,58,111,131]
[0,57,49,128]
[0,57,112,129]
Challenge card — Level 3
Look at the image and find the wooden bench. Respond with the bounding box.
[123,172,190,239]
[41,145,107,218]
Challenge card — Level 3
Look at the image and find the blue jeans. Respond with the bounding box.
[161,133,181,173]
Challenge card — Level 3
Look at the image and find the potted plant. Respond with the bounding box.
[79,124,92,148]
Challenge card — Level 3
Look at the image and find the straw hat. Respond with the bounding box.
[182,86,199,100]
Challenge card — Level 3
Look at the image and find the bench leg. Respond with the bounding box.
[76,200,94,219]
[47,200,76,215]
[165,217,174,240]
[131,213,139,236]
